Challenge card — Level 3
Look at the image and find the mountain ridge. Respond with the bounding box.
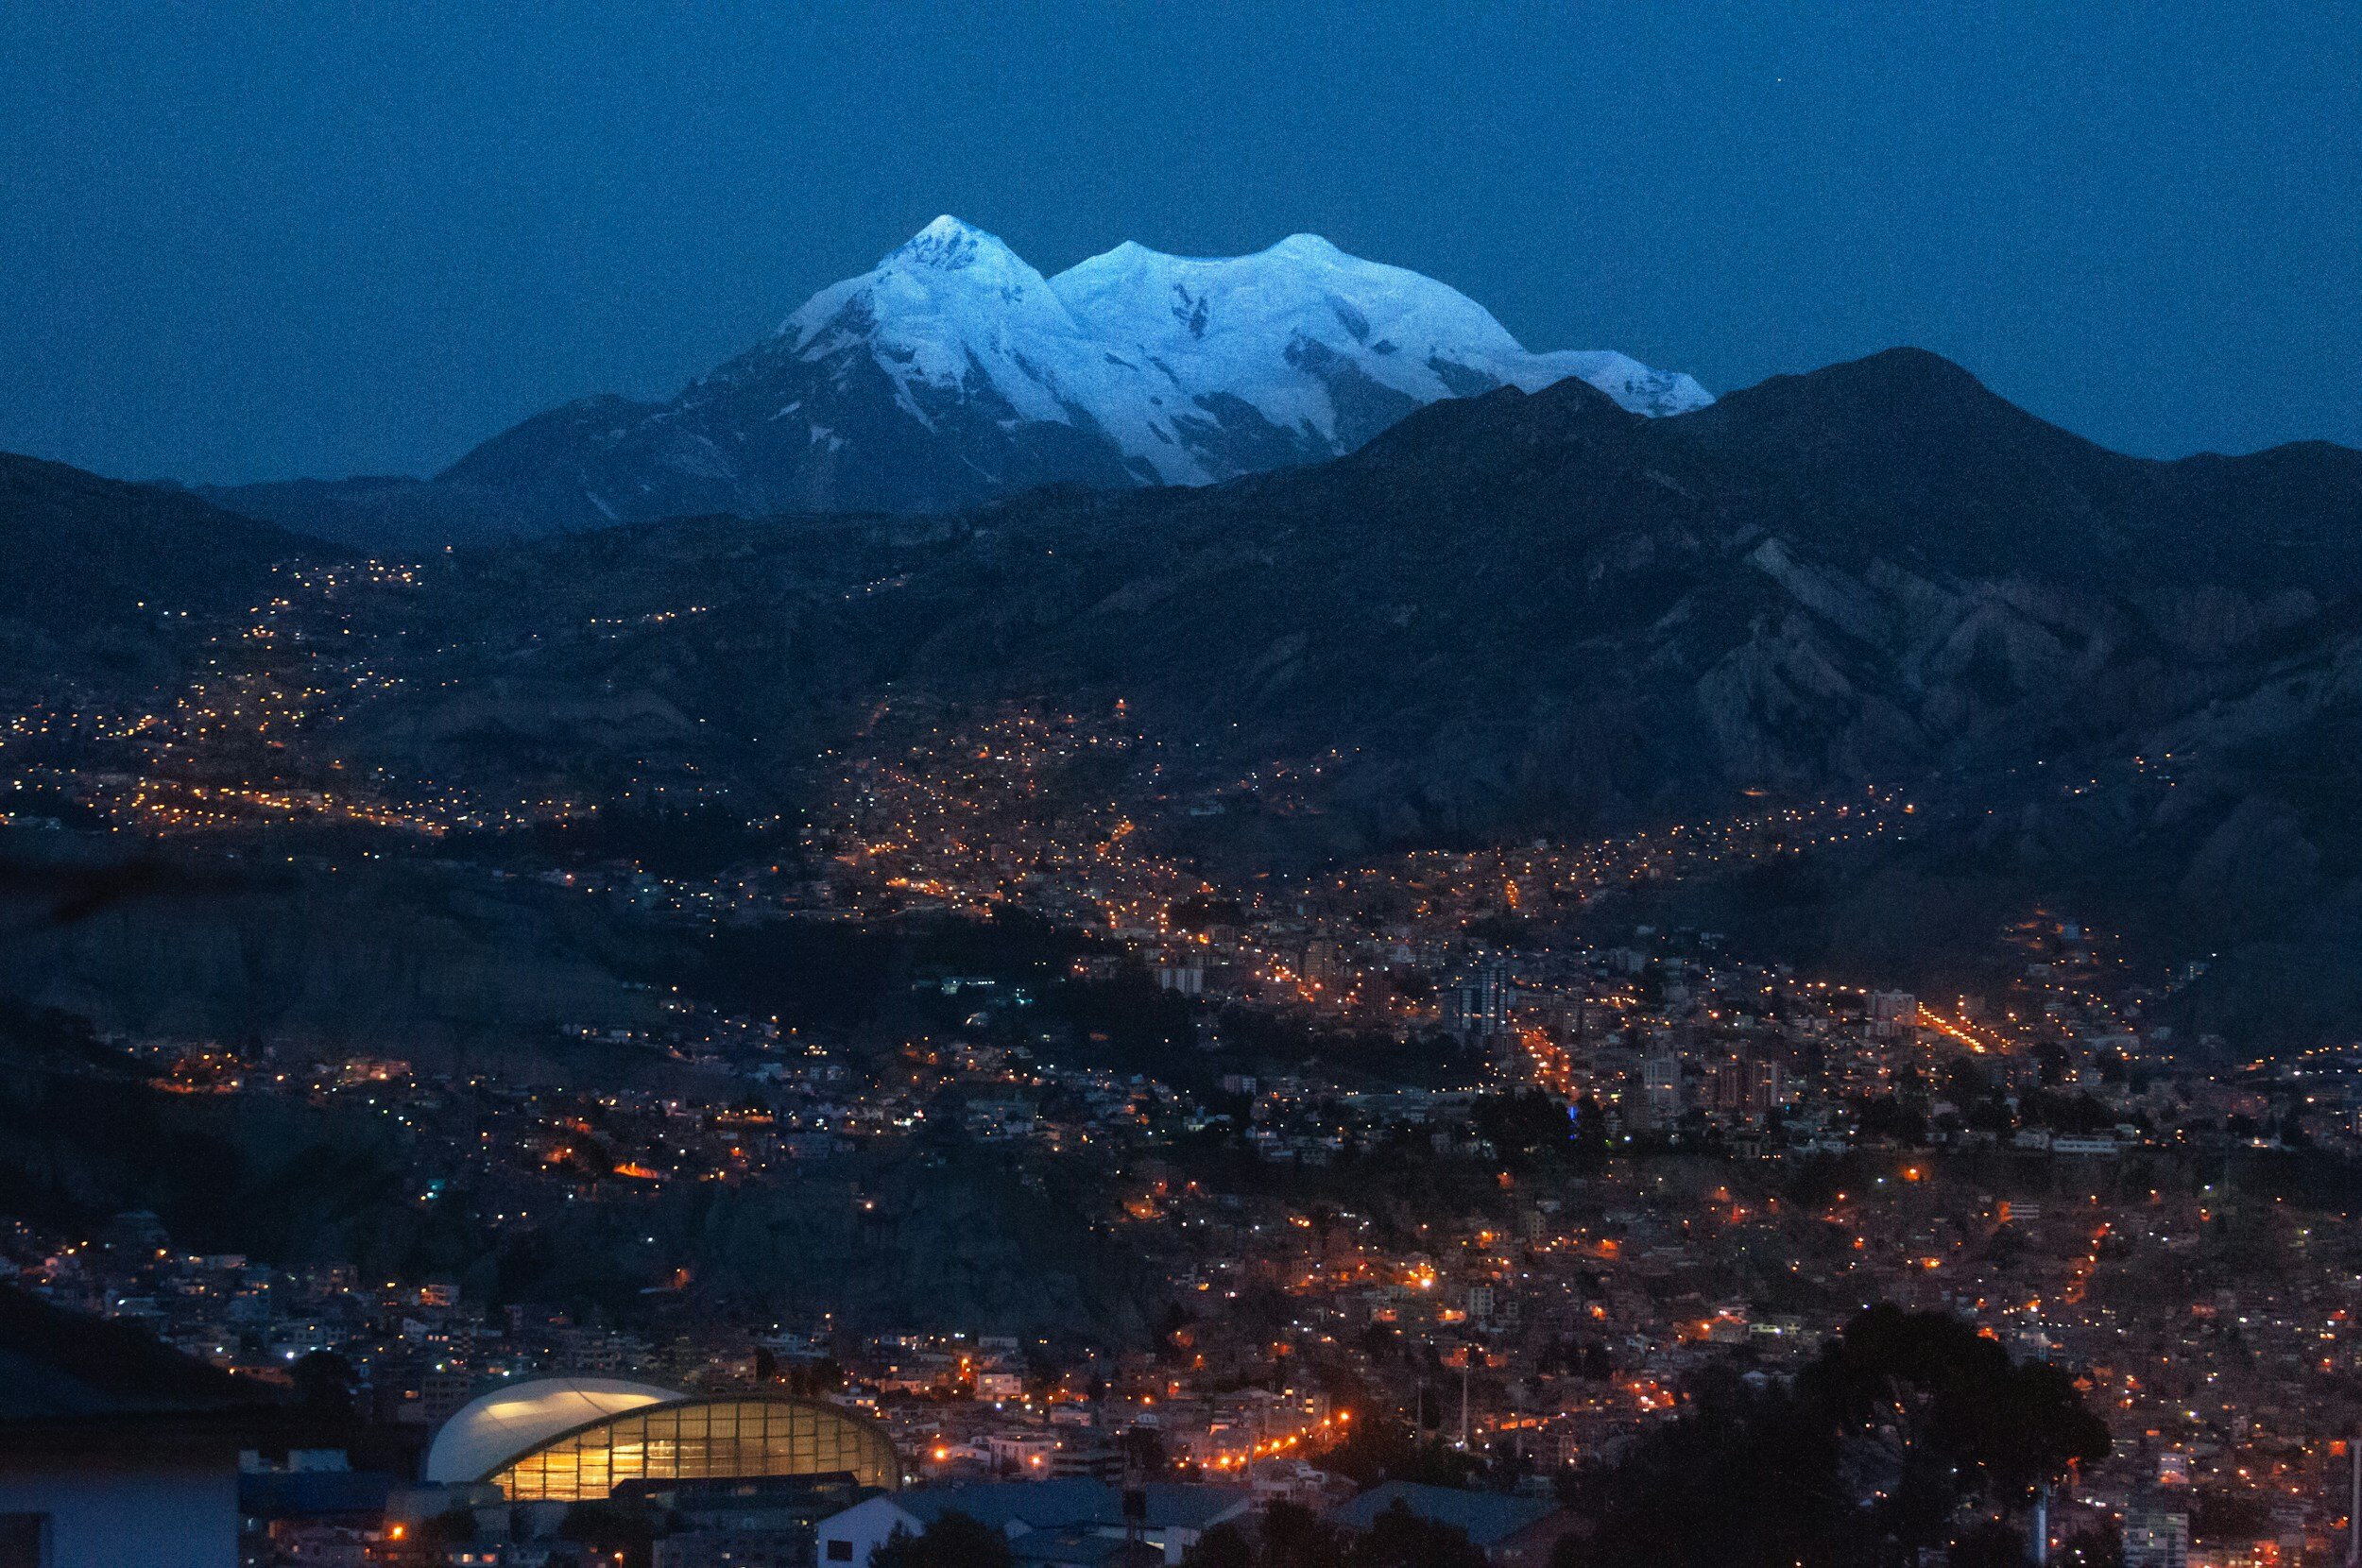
[8,348,2362,1045]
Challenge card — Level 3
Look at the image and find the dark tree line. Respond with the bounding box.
[1185,1499,1487,1568]
[1554,1305,2110,1568]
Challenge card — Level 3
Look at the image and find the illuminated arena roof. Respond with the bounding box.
[427,1377,679,1485]
[425,1377,901,1502]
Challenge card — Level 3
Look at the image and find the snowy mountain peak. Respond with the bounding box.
[441,221,1712,525]
[777,215,1066,371]
[881,214,1022,275]
[1265,232,1345,260]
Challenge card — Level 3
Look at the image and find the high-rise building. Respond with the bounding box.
[1711,1055,1786,1123]
[2123,1497,2189,1568]
[1443,960,1515,1046]
[1641,1052,1683,1128]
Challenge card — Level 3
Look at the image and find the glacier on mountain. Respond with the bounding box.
[427,215,1710,528]
[746,215,1709,488]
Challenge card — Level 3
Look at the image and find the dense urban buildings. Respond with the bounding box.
[4,673,2361,1563]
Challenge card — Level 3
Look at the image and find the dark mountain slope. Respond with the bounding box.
[0,453,317,627]
[308,348,2361,1040]
[1655,348,2362,592]
[193,473,553,554]
[22,350,2355,1041]
[0,453,327,690]
[368,349,2359,850]
[783,356,2354,825]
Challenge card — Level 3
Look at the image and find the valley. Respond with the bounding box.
[2,340,2356,1565]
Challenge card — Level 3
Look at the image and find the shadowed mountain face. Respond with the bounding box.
[0,452,324,692]
[0,454,316,627]
[8,349,2362,1044]
[201,217,1708,549]
[290,348,2354,1038]
[752,348,2360,823]
[1655,350,2362,589]
[20,348,2362,829]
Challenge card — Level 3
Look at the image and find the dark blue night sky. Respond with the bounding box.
[4,2,2354,485]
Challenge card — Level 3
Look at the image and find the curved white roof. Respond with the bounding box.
[425,1376,681,1482]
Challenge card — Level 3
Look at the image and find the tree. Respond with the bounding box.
[418,1506,479,1546]
[1855,1094,1928,1145]
[1258,1501,1345,1568]
[1346,1501,1487,1568]
[872,1511,1015,1568]
[1555,1305,2110,1568]
[1946,1518,2039,1567]
[290,1350,357,1423]
[1474,1088,1574,1168]
[1815,1303,2111,1527]
[1182,1497,1487,1568]
[558,1500,655,1568]
[1184,1521,1257,1568]
[1326,1411,1481,1490]
[1190,1521,1266,1568]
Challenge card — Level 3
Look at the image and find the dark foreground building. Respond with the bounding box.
[0,1287,282,1568]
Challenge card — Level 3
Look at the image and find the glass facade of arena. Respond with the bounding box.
[485,1397,900,1502]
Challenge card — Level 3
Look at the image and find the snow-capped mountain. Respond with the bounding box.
[280,218,1711,536]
